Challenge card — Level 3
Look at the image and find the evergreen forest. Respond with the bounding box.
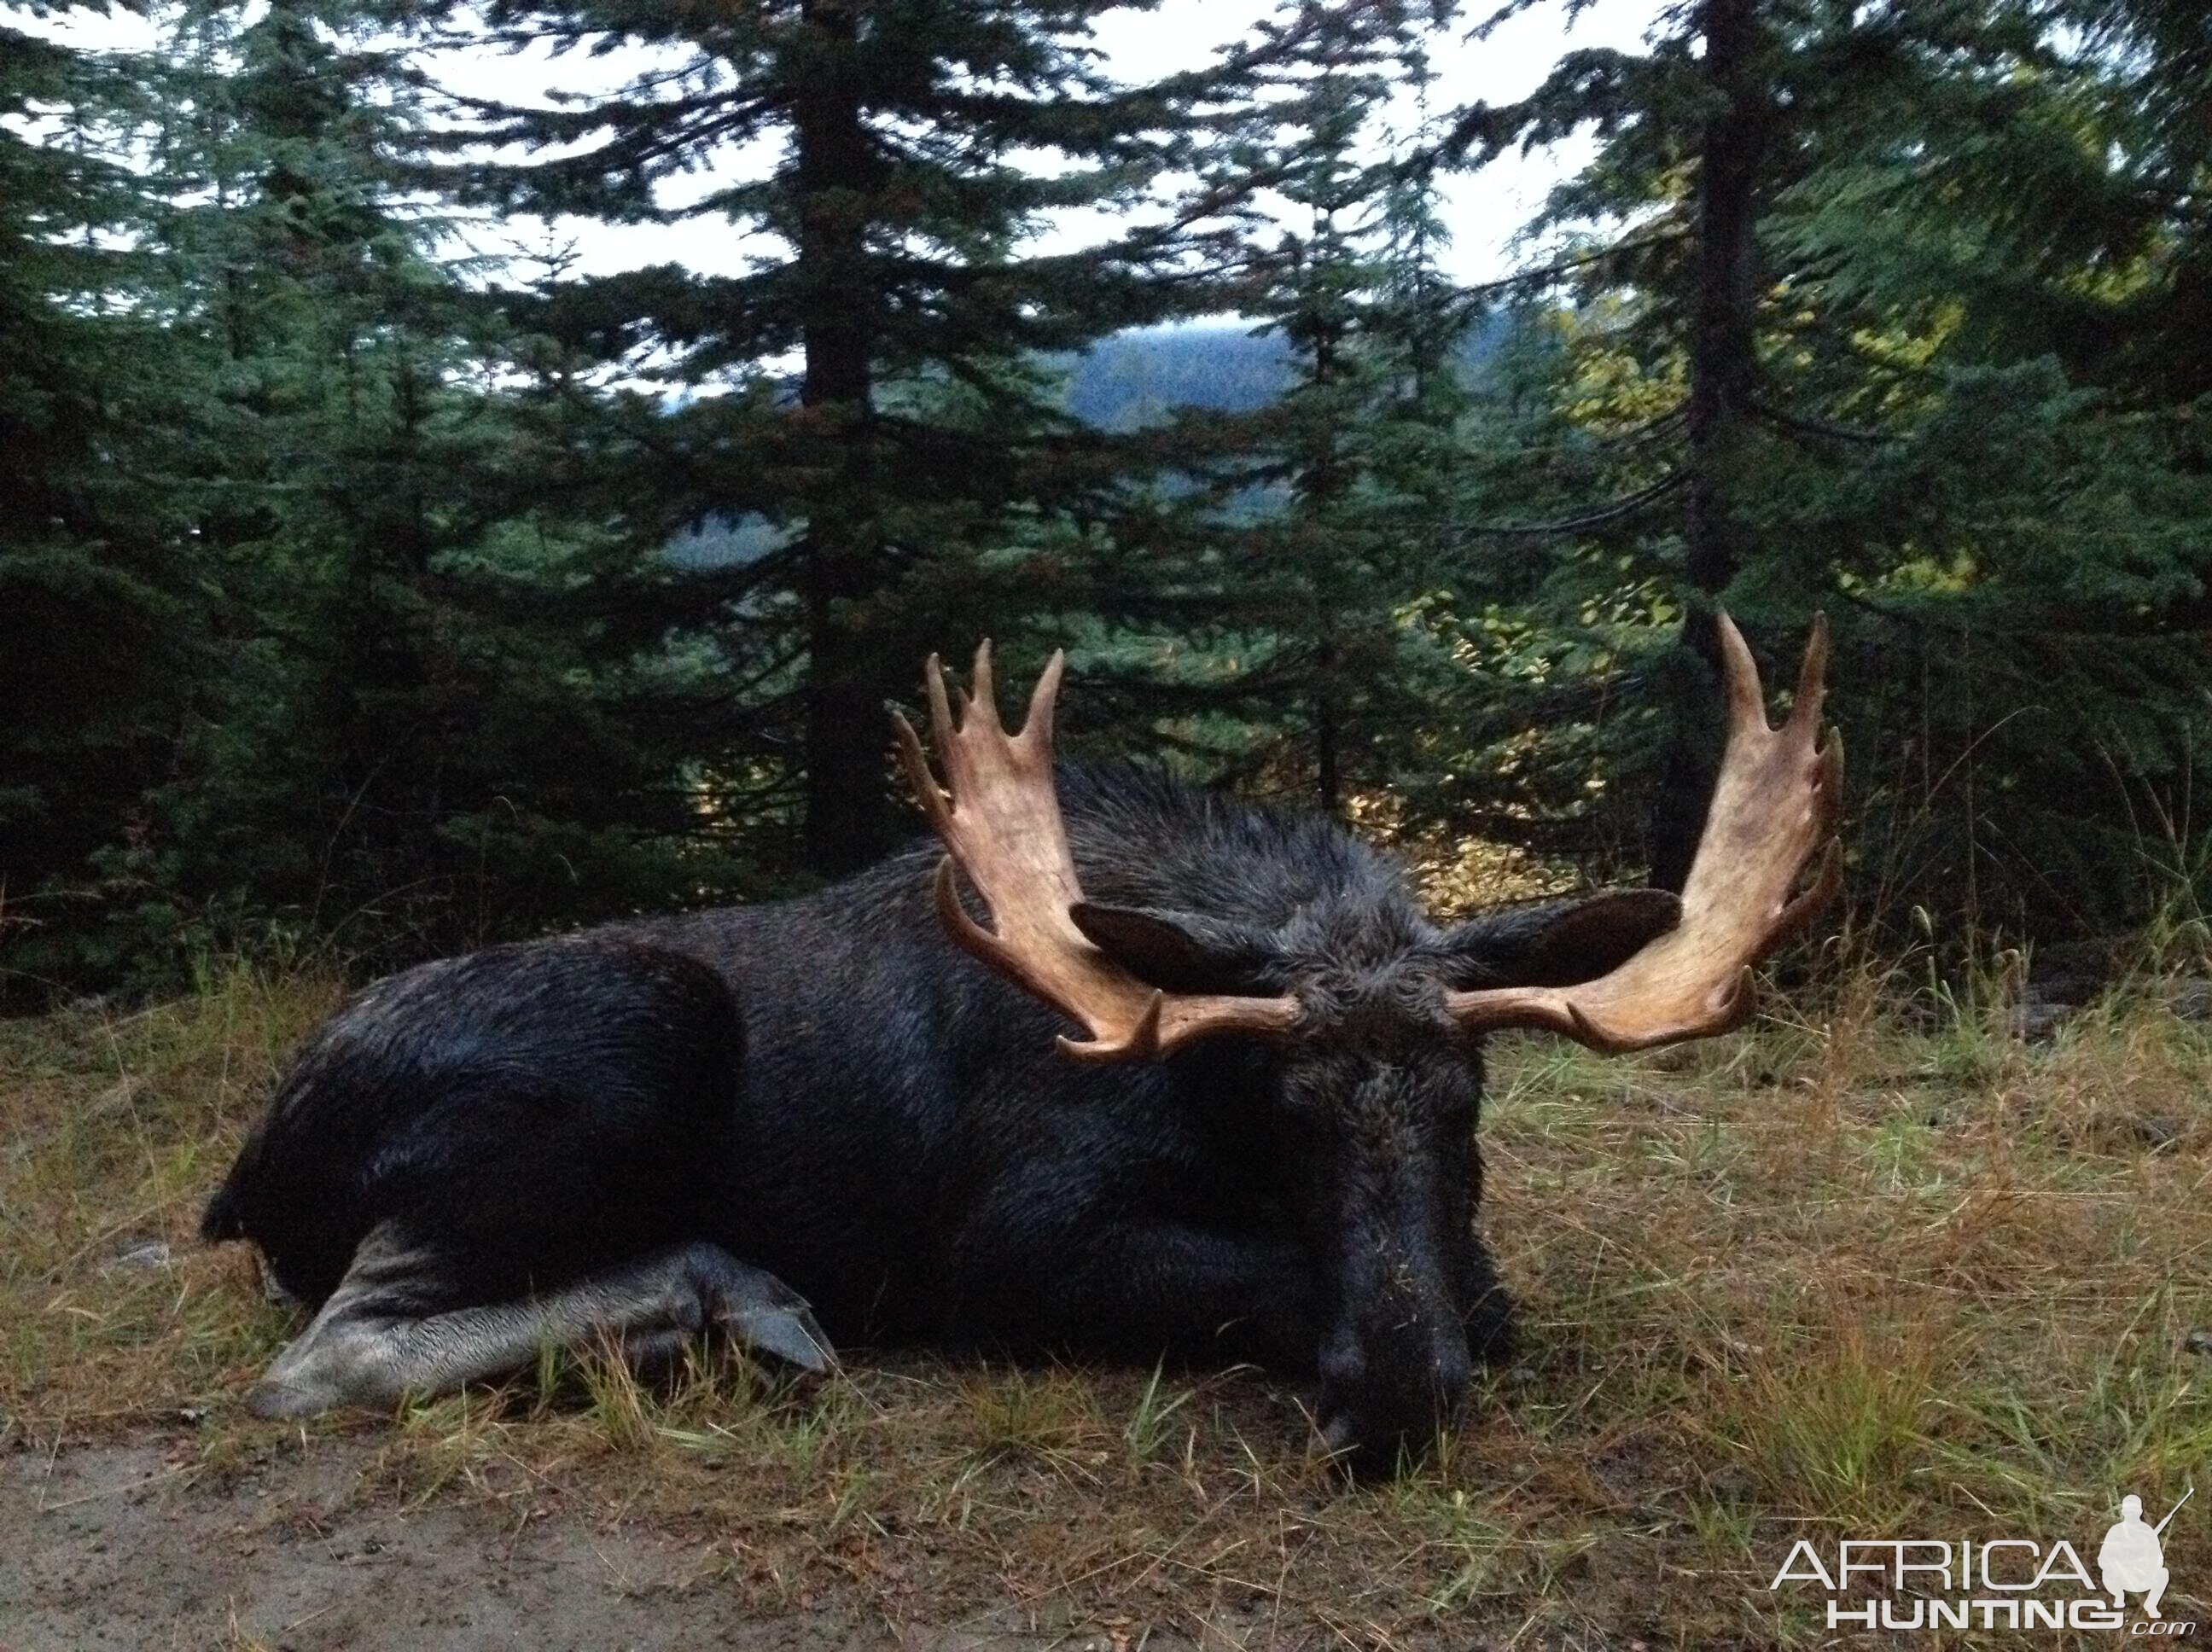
[6,0,2209,1000]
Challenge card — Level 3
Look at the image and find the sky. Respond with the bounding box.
[1081,0,1663,284]
[22,0,1663,288]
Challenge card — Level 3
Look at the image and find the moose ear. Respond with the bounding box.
[1441,888,1683,989]
[1068,903,1279,995]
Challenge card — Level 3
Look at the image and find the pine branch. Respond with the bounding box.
[1748,397,1901,446]
[1443,471,1688,539]
[1454,231,1687,301]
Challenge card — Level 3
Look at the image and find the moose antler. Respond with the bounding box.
[1445,613,1842,1053]
[893,643,1304,1062]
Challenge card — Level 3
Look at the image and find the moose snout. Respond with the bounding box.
[1314,1318,1474,1477]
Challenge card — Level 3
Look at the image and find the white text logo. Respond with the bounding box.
[1769,1490,2195,1635]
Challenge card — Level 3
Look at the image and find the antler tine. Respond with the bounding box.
[891,680,954,843]
[1775,836,1845,945]
[930,856,1015,970]
[969,640,998,732]
[1716,609,1769,734]
[1090,988,1164,1065]
[924,651,957,750]
[1021,649,1066,753]
[1790,612,1831,736]
[905,643,1022,805]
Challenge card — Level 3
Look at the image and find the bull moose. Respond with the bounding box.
[203,614,1839,1472]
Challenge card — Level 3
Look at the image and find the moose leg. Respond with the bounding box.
[953,1211,1325,1372]
[247,1225,830,1420]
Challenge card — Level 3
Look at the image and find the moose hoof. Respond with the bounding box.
[247,1376,340,1420]
[721,1301,835,1377]
[681,1247,835,1376]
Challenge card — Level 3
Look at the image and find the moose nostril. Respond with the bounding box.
[1317,1412,1433,1480]
[1317,1339,1366,1392]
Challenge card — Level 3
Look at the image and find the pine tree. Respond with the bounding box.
[0,7,203,986]
[426,0,1412,871]
[124,0,746,973]
[1004,15,1485,821]
[1202,47,1474,814]
[1432,0,2212,937]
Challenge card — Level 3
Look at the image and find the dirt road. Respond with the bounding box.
[1,1434,1141,1652]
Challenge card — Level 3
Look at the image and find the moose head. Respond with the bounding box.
[896,618,1840,1469]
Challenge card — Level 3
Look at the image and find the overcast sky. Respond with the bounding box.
[26,0,1662,288]
[1086,0,1662,284]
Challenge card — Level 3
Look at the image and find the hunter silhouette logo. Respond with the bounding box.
[1769,1487,2198,1633]
[2101,1490,2190,1620]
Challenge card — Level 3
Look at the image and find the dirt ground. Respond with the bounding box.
[1,1431,1191,1652]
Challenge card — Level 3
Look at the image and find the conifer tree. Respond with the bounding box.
[129,0,741,971]
[0,5,202,983]
[428,0,1412,870]
[1202,46,1473,813]
[1434,0,2212,935]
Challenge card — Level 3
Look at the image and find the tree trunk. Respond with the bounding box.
[794,0,897,875]
[1305,278,1348,817]
[1650,0,1768,891]
[1314,626,1342,815]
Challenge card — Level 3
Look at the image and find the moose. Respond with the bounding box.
[204,614,1838,1472]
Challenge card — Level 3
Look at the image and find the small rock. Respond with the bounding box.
[1895,999,1944,1034]
[2009,997,2072,1042]
[2133,1117,2185,1149]
[2029,969,2101,1009]
[2183,1330,2212,1357]
[107,1240,172,1271]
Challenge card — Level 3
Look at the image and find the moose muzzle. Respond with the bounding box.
[1313,1172,1476,1476]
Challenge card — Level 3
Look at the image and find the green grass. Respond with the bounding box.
[3,958,2210,1645]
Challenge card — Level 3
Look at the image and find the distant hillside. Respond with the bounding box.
[666,320,1512,566]
[1060,327,1295,428]
[664,515,792,572]
[1060,317,1511,431]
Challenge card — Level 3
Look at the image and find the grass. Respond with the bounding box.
[3,957,2210,1646]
